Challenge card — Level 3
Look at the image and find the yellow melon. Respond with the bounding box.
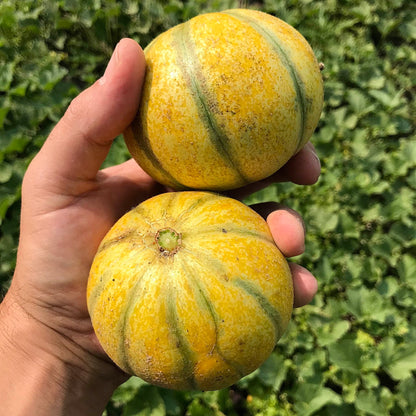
[124,9,324,190]
[87,191,293,390]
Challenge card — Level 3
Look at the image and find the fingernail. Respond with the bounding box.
[311,149,321,169]
[306,142,321,170]
[305,141,318,156]
[99,42,121,84]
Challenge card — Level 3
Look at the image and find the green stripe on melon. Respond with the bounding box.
[128,114,187,190]
[180,259,247,382]
[233,278,284,343]
[184,247,284,344]
[124,11,323,191]
[172,21,251,185]
[166,283,199,390]
[223,9,307,152]
[119,267,149,375]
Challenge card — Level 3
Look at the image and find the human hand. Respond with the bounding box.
[0,38,318,415]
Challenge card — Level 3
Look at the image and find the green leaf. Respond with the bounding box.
[293,383,342,416]
[369,88,403,109]
[346,287,391,324]
[397,377,416,413]
[380,338,416,381]
[386,187,414,221]
[346,89,371,115]
[407,169,416,189]
[389,222,416,247]
[0,97,11,129]
[111,377,149,406]
[186,400,216,416]
[361,373,380,389]
[122,385,166,416]
[377,277,399,297]
[159,389,186,416]
[399,19,416,40]
[256,352,288,392]
[400,140,416,165]
[351,2,373,22]
[327,339,362,375]
[394,286,416,308]
[0,193,18,223]
[0,62,14,91]
[293,349,327,383]
[10,80,29,96]
[315,320,350,347]
[37,62,68,91]
[325,403,356,416]
[369,235,398,264]
[397,255,416,284]
[0,163,13,183]
[355,390,388,416]
[309,205,339,234]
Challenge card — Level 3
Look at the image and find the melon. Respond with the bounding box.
[124,9,324,191]
[87,191,293,391]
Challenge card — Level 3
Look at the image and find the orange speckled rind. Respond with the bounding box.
[87,191,293,391]
[124,9,324,191]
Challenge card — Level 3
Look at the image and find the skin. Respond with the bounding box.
[0,38,319,416]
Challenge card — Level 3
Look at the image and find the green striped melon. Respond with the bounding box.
[124,9,324,191]
[87,191,293,391]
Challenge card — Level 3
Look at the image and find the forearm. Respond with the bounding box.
[0,293,119,416]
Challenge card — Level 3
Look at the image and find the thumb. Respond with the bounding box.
[30,38,145,189]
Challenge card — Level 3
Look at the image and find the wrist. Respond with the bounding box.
[0,291,126,416]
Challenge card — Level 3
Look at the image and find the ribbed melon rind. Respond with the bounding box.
[124,9,323,191]
[87,191,293,391]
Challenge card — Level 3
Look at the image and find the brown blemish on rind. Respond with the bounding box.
[97,229,136,253]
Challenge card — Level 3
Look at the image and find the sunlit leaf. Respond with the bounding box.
[315,320,350,347]
[0,62,14,91]
[122,385,166,416]
[355,390,388,416]
[397,255,416,284]
[380,338,416,381]
[327,340,362,374]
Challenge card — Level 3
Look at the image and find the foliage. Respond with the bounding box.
[1,0,415,415]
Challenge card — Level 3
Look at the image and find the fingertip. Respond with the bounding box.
[279,142,321,185]
[101,38,145,80]
[289,263,318,308]
[100,38,145,122]
[302,142,321,185]
[267,209,305,257]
